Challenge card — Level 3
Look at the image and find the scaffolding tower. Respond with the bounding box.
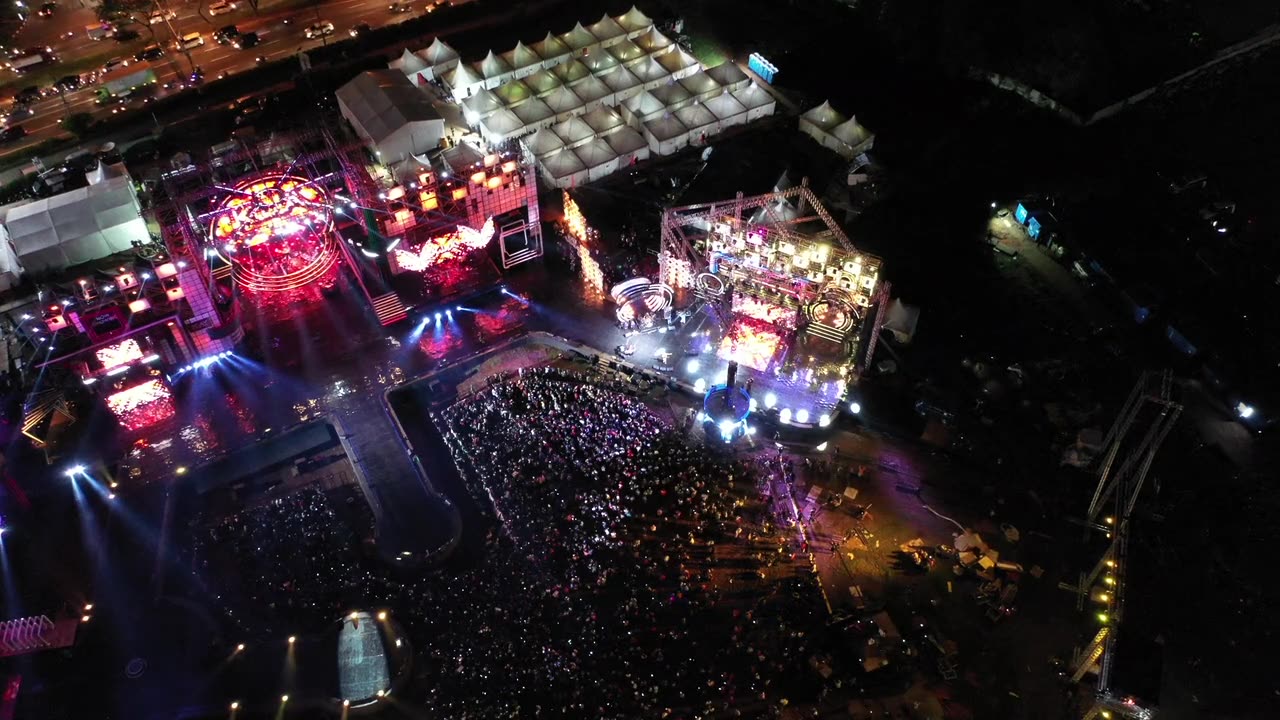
[1064,370,1181,719]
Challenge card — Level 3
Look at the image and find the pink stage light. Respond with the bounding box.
[96,339,144,370]
[718,318,783,371]
[392,218,496,272]
[731,294,798,330]
[106,379,175,431]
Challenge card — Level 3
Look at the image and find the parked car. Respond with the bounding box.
[209,0,237,15]
[148,8,176,24]
[232,31,259,49]
[15,86,45,104]
[388,2,412,12]
[214,25,239,44]
[101,57,131,73]
[304,20,335,38]
[175,32,205,50]
[0,125,27,144]
[55,74,81,91]
[37,2,56,17]
[136,43,165,61]
[348,22,371,37]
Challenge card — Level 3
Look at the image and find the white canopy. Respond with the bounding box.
[505,41,542,73]
[533,32,571,63]
[583,50,620,76]
[477,51,513,85]
[587,14,627,47]
[576,137,619,180]
[523,127,565,157]
[732,83,776,121]
[656,48,699,79]
[523,68,563,97]
[396,47,428,75]
[634,28,674,56]
[494,78,534,108]
[676,102,717,136]
[445,62,484,98]
[540,148,588,187]
[605,126,650,166]
[643,114,690,155]
[512,97,555,130]
[629,57,670,86]
[337,70,446,162]
[800,100,845,131]
[582,105,624,136]
[480,108,525,143]
[799,101,873,159]
[623,89,666,122]
[607,39,646,66]
[2,174,144,274]
[422,37,460,68]
[831,117,875,154]
[0,222,20,291]
[543,85,584,118]
[552,116,595,148]
[616,6,654,36]
[678,70,722,100]
[87,160,127,185]
[705,61,750,91]
[650,82,693,110]
[462,88,504,122]
[572,75,612,109]
[704,91,749,130]
[553,60,592,86]
[599,66,642,103]
[561,22,598,52]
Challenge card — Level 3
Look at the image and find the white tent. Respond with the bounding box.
[599,66,643,104]
[533,32,571,66]
[2,174,144,274]
[615,5,654,37]
[655,48,700,79]
[605,126,650,166]
[587,14,627,48]
[561,22,598,53]
[572,75,613,111]
[629,57,670,88]
[523,68,563,97]
[576,137,620,181]
[800,100,845,134]
[552,116,595,149]
[704,91,749,132]
[87,160,128,185]
[539,148,589,188]
[461,88,504,123]
[678,71,722,101]
[522,127,565,158]
[477,51,513,88]
[445,62,484,100]
[705,61,750,91]
[643,114,690,155]
[392,47,429,82]
[479,108,525,143]
[675,102,717,143]
[583,50,620,76]
[799,101,874,159]
[503,41,543,78]
[607,39,647,67]
[543,85,584,121]
[732,83,777,122]
[634,28,674,56]
[553,59,592,86]
[0,222,24,291]
[494,78,534,109]
[622,89,666,123]
[337,70,446,162]
[650,82,693,111]
[512,97,556,132]
[830,116,876,158]
[582,105,624,136]
[421,37,460,73]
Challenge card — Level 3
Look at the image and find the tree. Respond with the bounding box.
[98,0,157,38]
[63,113,96,138]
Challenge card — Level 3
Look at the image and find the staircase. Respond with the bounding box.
[804,321,846,344]
[370,292,408,326]
[1071,627,1109,683]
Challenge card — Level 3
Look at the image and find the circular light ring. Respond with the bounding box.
[695,272,725,296]
[805,290,861,332]
[209,174,335,293]
[613,281,673,323]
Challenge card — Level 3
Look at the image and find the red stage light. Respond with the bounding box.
[106,379,175,431]
[718,318,784,371]
[392,218,496,272]
[96,339,144,370]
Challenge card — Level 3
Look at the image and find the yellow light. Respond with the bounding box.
[1105,559,1115,567]
[1098,593,1109,602]
[343,700,350,707]
[281,695,289,703]
[1104,516,1114,525]
[1097,612,1108,623]
[349,612,358,620]
[1102,712,1111,719]
[377,611,388,621]
[287,636,296,644]
[84,603,94,611]
[376,690,385,697]
[1104,576,1115,585]
[175,466,187,475]
[236,643,246,651]
[81,615,91,622]
[230,701,239,710]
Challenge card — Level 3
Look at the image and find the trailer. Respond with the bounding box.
[98,63,156,98]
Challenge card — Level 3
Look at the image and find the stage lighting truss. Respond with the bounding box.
[694,271,725,299]
[209,174,340,293]
[391,218,497,272]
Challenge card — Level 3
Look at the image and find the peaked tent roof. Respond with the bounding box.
[575,137,618,169]
[422,37,460,66]
[675,102,717,131]
[446,62,483,90]
[600,66,641,94]
[552,116,595,146]
[561,22,598,51]
[524,68,563,96]
[494,78,533,107]
[478,51,512,80]
[605,125,648,155]
[572,75,611,104]
[543,85,584,114]
[337,70,444,145]
[462,88,504,119]
[512,97,555,127]
[634,28,674,54]
[583,50,620,75]
[624,89,666,118]
[553,59,592,85]
[629,57,669,83]
[541,148,587,179]
[644,114,688,141]
[582,105,624,135]
[678,70,721,97]
[507,41,542,70]
[524,127,565,157]
[732,83,775,111]
[481,108,525,138]
[655,48,698,74]
[801,100,845,130]
[587,14,627,44]
[831,117,873,147]
[615,5,654,33]
[398,48,428,74]
[704,91,748,121]
[607,39,646,65]
[533,32,571,61]
[649,82,692,108]
[705,61,749,90]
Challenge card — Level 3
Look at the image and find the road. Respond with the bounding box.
[2,0,447,154]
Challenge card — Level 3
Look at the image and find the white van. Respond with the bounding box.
[176,32,205,50]
[86,23,113,41]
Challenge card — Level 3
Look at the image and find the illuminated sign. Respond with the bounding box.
[392,218,496,272]
[95,339,144,370]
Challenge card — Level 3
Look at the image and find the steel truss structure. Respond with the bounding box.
[1064,370,1181,719]
[658,179,889,372]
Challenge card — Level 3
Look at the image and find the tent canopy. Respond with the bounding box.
[542,148,587,179]
[462,88,504,120]
[554,59,592,85]
[397,47,428,75]
[512,97,554,127]
[494,78,533,108]
[477,51,512,80]
[421,37,459,67]
[801,100,845,130]
[480,108,525,141]
[2,174,144,273]
[705,61,749,90]
[644,114,688,141]
[534,32,571,61]
[572,75,612,104]
[587,14,627,45]
[607,39,646,65]
[675,102,716,131]
[575,137,618,168]
[678,70,721,98]
[705,91,748,121]
[634,28,673,54]
[506,41,542,71]
[832,117,872,147]
[446,62,483,92]
[616,5,654,34]
[583,51,620,75]
[562,22,598,51]
[544,85,584,115]
[630,57,669,84]
[624,90,666,120]
[582,106,624,135]
[337,70,445,157]
[524,68,563,96]
[649,82,692,108]
[605,126,648,155]
[552,116,595,147]
[523,127,565,157]
[600,66,641,94]
[733,84,775,111]
[655,48,698,75]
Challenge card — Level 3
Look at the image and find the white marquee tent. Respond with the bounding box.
[572,75,613,111]
[0,174,145,274]
[544,85,585,121]
[462,88,503,123]
[678,70,722,101]
[562,22,598,53]
[523,127,565,158]
[643,114,690,155]
[524,68,563,97]
[540,148,589,188]
[607,39,647,67]
[533,32,571,66]
[575,137,620,181]
[552,116,595,149]
[649,82,693,111]
[622,89,666,123]
[655,48,700,79]
[706,61,750,91]
[629,57,670,87]
[512,97,556,132]
[554,60,592,86]
[494,78,534,109]
[704,91,749,132]
[605,126,649,166]
[799,100,875,159]
[582,106,624,137]
[600,66,643,105]
[479,108,525,144]
[732,83,777,122]
[337,70,445,163]
[503,41,543,79]
[587,14,628,47]
[675,103,717,143]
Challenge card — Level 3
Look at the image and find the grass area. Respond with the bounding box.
[685,29,731,69]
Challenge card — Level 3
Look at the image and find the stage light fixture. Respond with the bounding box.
[796,409,810,424]
[687,359,700,373]
[377,611,388,621]
[764,392,777,409]
[694,378,707,392]
[236,643,245,651]
[1237,402,1255,419]
[779,408,791,424]
[65,465,85,478]
[849,401,861,415]
[435,312,442,321]
[818,414,831,427]
[230,701,239,710]
[287,636,296,644]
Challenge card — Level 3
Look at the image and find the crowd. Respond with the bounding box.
[185,366,830,717]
